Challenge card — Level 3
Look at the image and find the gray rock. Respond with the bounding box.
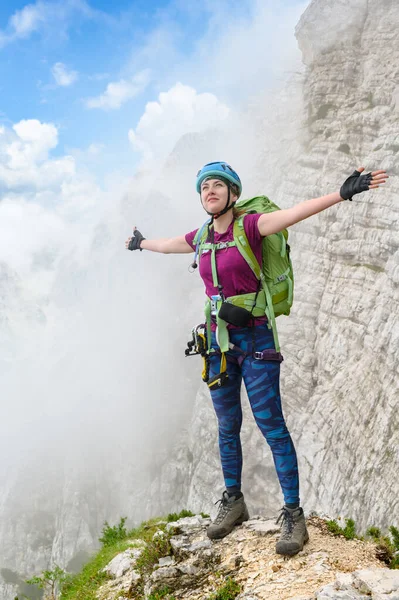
[158,555,175,567]
[353,568,399,599]
[315,568,399,600]
[102,548,143,578]
[177,563,200,576]
[242,518,280,536]
[150,565,179,581]
[188,539,212,552]
[316,585,369,600]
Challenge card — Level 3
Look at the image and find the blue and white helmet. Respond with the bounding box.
[196,162,242,197]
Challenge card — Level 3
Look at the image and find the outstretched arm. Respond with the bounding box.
[125,228,194,254]
[257,167,388,237]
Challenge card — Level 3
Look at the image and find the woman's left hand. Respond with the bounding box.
[340,167,388,201]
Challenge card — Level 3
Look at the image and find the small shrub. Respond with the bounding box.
[201,512,210,519]
[26,565,69,600]
[389,526,399,551]
[326,519,344,536]
[365,524,399,569]
[99,517,128,547]
[343,518,356,540]
[166,509,195,522]
[366,526,381,541]
[389,526,399,569]
[207,578,241,600]
[326,518,356,540]
[134,531,171,576]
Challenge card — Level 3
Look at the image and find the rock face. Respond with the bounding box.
[149,0,399,532]
[289,0,399,529]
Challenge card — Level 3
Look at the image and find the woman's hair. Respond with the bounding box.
[232,204,246,218]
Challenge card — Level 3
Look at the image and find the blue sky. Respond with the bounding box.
[0,1,251,156]
[0,0,306,169]
[0,0,307,284]
[0,0,210,161]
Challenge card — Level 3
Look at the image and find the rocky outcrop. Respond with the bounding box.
[97,514,398,600]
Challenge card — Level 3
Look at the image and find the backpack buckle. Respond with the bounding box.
[254,351,264,360]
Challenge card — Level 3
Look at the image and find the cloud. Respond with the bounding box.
[128,82,230,163]
[123,0,306,109]
[0,118,105,293]
[0,119,75,191]
[85,69,151,110]
[51,62,78,86]
[9,2,45,37]
[0,0,99,48]
[0,1,47,47]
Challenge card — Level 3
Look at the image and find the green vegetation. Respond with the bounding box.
[99,517,128,547]
[166,509,195,522]
[327,519,399,569]
[206,578,241,600]
[26,566,69,600]
[326,518,356,540]
[366,526,381,540]
[134,532,171,577]
[60,540,128,600]
[366,525,399,569]
[60,516,172,600]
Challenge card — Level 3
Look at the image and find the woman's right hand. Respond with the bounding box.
[125,227,146,251]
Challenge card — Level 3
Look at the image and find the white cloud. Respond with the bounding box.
[0,0,97,48]
[0,198,67,272]
[0,119,75,191]
[52,62,78,86]
[128,82,230,163]
[0,118,105,294]
[0,1,46,47]
[85,69,151,110]
[9,2,45,37]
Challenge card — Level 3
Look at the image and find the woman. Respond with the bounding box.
[126,162,387,556]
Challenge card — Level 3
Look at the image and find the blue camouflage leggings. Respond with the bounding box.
[209,323,299,506]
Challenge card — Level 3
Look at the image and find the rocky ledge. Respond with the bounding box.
[97,514,399,600]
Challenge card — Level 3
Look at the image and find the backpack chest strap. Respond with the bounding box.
[199,241,236,288]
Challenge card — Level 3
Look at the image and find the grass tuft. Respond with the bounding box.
[326,518,356,540]
[166,509,195,522]
[206,578,241,600]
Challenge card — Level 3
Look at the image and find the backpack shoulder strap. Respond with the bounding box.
[192,219,211,265]
[233,217,261,280]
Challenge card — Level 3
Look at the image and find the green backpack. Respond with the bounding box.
[194,196,294,352]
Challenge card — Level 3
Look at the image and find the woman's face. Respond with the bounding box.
[200,178,237,214]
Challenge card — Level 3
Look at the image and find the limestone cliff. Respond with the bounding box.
[148,0,399,531]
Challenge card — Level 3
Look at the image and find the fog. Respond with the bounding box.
[0,0,307,574]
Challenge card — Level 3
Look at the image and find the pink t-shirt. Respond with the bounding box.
[185,214,267,327]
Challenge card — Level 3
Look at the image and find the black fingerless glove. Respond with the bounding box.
[128,229,146,251]
[340,170,372,201]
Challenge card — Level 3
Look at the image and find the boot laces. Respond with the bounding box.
[214,491,232,524]
[276,507,295,539]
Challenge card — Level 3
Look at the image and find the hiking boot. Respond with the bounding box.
[275,506,309,556]
[207,491,249,540]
